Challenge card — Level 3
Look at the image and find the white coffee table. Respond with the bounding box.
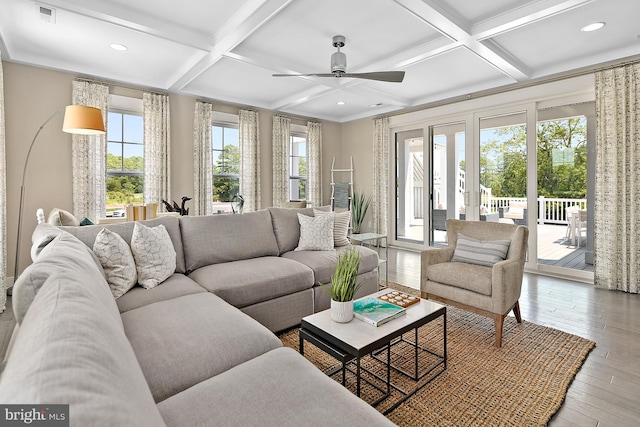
[299,290,446,414]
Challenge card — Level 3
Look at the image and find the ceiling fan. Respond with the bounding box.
[273,35,405,83]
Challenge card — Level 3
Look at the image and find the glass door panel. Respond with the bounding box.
[479,112,528,226]
[429,121,466,246]
[395,130,424,244]
[536,103,594,273]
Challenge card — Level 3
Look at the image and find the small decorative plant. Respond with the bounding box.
[324,247,362,302]
[324,248,362,323]
[351,190,372,234]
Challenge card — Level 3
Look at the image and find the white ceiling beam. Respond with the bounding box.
[472,0,595,40]
[168,0,294,91]
[393,0,530,81]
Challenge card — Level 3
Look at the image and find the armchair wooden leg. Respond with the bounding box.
[513,301,522,323]
[494,315,504,348]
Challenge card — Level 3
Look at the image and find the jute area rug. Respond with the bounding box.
[279,282,595,427]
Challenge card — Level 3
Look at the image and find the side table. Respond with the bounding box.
[349,233,388,289]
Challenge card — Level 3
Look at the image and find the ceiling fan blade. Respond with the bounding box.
[342,71,405,82]
[272,73,335,77]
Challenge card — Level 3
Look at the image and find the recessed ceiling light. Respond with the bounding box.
[336,101,346,105]
[581,22,605,32]
[110,43,128,51]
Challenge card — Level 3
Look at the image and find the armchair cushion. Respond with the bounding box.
[451,234,510,267]
[427,262,492,296]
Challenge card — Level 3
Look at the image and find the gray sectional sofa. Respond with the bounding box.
[0,207,392,426]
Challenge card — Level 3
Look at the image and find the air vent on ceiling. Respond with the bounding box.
[38,5,56,23]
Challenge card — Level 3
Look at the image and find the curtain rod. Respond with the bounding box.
[380,55,640,120]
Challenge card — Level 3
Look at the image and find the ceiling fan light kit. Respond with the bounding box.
[273,35,405,83]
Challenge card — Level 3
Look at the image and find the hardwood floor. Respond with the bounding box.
[1,247,638,426]
[385,247,640,427]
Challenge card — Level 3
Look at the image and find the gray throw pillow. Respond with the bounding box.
[452,233,511,267]
[314,209,350,247]
[47,208,79,227]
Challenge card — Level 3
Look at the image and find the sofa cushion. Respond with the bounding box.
[0,272,166,426]
[268,206,330,254]
[179,210,279,271]
[296,212,334,251]
[121,292,282,403]
[427,261,493,296]
[451,233,510,267]
[12,229,111,325]
[281,245,379,285]
[62,216,186,274]
[93,228,137,298]
[188,256,314,308]
[157,347,394,427]
[131,222,176,289]
[116,273,207,313]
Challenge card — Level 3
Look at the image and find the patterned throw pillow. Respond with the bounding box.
[295,212,335,251]
[93,228,137,299]
[314,209,350,247]
[130,223,176,289]
[451,233,511,267]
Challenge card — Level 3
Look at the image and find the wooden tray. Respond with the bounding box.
[377,291,420,308]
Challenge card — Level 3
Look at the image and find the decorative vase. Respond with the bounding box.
[331,299,354,323]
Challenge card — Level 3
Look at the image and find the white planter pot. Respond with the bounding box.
[331,300,354,323]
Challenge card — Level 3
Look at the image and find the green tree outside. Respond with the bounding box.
[213,144,240,202]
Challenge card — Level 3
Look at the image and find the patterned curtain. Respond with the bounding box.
[193,101,213,216]
[594,63,640,293]
[0,54,6,312]
[272,115,291,207]
[72,80,109,221]
[143,92,171,210]
[307,121,322,207]
[372,117,389,235]
[239,109,260,212]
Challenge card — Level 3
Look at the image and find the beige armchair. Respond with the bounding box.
[421,219,529,347]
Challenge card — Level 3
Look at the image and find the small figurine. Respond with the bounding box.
[162,196,192,216]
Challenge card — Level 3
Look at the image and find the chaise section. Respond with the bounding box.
[121,292,282,403]
[157,347,395,427]
[0,233,166,426]
[116,273,207,313]
[188,256,314,308]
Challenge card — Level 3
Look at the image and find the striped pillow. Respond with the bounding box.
[451,234,511,267]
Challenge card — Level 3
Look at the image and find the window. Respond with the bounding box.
[212,124,239,213]
[107,111,144,216]
[290,133,307,201]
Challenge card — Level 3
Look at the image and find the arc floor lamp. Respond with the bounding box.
[13,105,106,282]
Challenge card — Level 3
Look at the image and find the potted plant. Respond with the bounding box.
[351,190,372,234]
[323,248,362,322]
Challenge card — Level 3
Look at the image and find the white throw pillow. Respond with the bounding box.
[93,228,137,299]
[296,212,335,251]
[130,222,176,289]
[314,209,350,247]
[451,233,511,267]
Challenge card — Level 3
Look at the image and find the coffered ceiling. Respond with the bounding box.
[0,0,638,122]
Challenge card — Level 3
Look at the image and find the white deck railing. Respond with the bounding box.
[491,196,586,224]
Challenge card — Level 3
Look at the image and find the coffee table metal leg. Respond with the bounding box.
[299,334,304,356]
[356,356,361,397]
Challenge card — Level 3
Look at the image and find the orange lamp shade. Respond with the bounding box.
[62,105,106,135]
